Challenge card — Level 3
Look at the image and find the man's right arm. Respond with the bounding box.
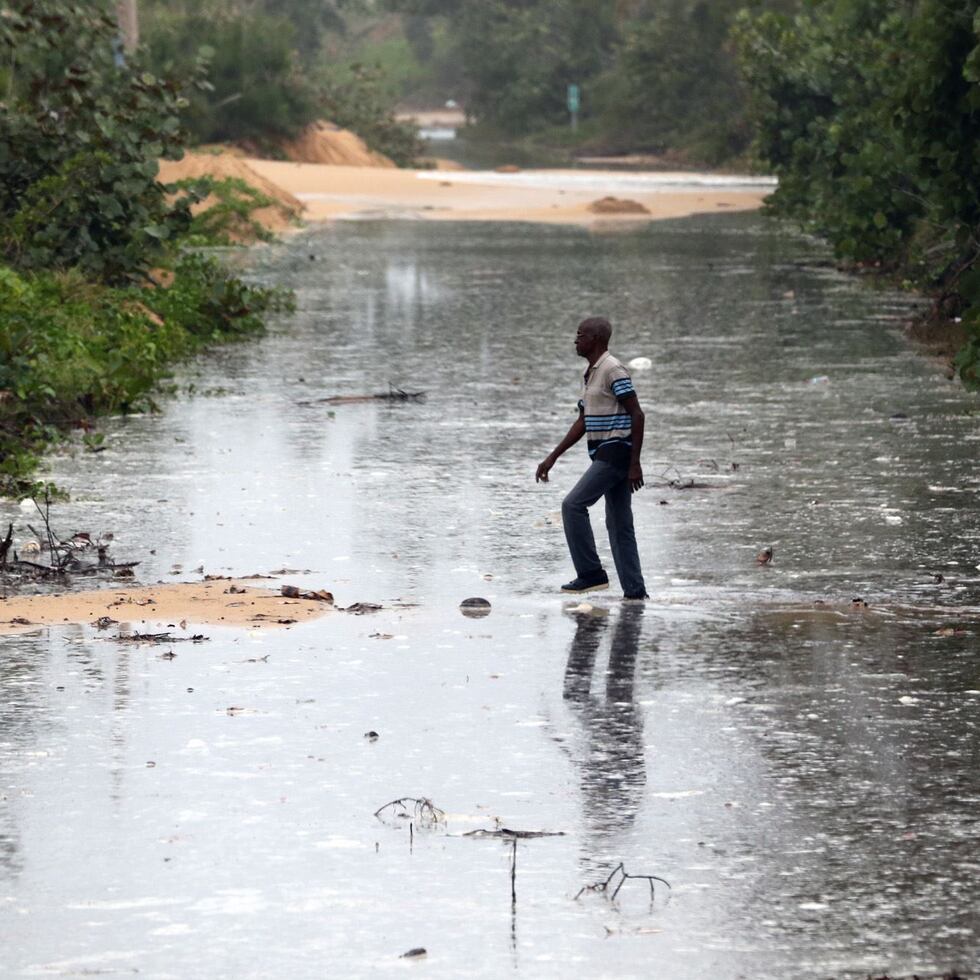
[536,412,585,483]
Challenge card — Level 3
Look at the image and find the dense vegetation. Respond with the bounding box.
[735,0,980,387]
[381,0,760,164]
[0,0,291,498]
[141,0,423,165]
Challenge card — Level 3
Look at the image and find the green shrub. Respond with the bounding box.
[167,177,282,245]
[145,252,294,341]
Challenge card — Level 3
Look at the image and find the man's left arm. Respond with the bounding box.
[620,392,644,492]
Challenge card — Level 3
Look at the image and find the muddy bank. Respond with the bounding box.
[0,579,332,634]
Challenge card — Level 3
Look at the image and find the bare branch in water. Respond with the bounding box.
[373,797,446,828]
[575,862,671,904]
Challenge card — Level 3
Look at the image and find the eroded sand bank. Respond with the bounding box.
[245,159,772,225]
[0,580,333,634]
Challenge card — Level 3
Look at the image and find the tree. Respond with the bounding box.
[735,0,980,385]
[0,0,204,283]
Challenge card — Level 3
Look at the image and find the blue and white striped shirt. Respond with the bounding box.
[577,351,637,467]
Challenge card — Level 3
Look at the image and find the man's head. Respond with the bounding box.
[575,316,612,360]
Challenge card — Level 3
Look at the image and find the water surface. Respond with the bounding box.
[1,214,979,978]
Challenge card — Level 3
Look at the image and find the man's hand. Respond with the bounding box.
[629,462,644,493]
[536,455,556,483]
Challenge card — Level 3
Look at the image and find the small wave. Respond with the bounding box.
[415,169,777,192]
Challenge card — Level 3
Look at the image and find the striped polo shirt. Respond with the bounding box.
[578,351,636,467]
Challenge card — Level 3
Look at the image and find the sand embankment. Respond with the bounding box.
[244,159,772,225]
[157,151,305,240]
[0,580,332,634]
[282,120,396,168]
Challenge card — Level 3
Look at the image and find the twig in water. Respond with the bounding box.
[574,862,671,904]
[510,837,517,906]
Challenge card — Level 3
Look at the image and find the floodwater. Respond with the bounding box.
[2,214,980,979]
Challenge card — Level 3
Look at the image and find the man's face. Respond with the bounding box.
[575,326,592,357]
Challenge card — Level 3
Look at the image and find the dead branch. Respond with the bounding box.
[7,558,67,577]
[374,797,446,828]
[574,862,671,903]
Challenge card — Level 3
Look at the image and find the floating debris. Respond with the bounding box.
[344,602,383,615]
[280,585,334,603]
[460,597,491,619]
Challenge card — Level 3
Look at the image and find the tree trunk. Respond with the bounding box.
[116,0,139,54]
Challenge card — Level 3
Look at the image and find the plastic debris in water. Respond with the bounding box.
[628,356,653,370]
[808,375,831,384]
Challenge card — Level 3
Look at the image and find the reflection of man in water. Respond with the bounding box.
[536,317,648,598]
[563,605,646,844]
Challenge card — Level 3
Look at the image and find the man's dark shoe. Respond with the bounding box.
[561,573,609,594]
[623,592,649,601]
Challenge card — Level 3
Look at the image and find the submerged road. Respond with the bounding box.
[1,214,979,978]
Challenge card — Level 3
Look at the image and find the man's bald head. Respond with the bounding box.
[577,316,612,346]
[574,316,613,363]
[578,316,612,344]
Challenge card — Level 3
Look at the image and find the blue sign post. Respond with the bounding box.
[567,83,580,132]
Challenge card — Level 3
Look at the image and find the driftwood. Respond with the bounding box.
[115,631,209,643]
[3,556,140,579]
[462,828,566,839]
[299,385,425,407]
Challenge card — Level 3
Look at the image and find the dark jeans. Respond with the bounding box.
[561,460,646,595]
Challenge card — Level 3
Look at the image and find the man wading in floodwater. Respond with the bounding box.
[536,317,648,599]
